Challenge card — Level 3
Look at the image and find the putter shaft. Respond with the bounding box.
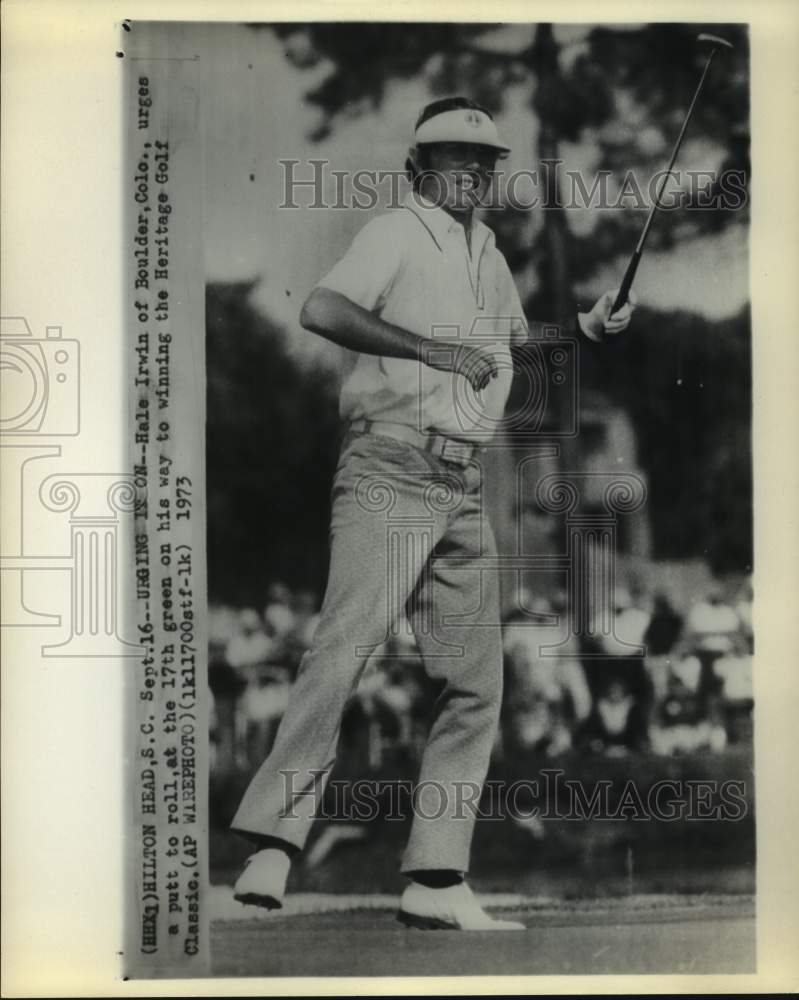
[610,39,728,316]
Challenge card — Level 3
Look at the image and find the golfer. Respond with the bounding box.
[231,96,636,930]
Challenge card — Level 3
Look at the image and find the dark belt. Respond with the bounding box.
[349,419,478,468]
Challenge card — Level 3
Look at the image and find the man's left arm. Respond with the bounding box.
[575,289,638,344]
[502,260,637,347]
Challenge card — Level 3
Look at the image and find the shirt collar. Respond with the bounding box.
[403,190,493,255]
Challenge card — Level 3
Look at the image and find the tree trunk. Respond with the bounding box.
[528,23,577,465]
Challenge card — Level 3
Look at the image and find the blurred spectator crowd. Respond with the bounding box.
[208,577,754,777]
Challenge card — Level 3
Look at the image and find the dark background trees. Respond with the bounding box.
[206,282,341,603]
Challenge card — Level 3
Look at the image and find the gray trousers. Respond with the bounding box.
[231,430,503,873]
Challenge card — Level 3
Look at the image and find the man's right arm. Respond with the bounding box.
[300,286,499,392]
[301,286,432,363]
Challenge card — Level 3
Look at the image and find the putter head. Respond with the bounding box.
[697,33,734,50]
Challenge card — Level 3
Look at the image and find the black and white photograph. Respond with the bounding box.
[137,16,755,978]
[3,2,799,995]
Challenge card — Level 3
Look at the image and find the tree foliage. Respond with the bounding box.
[206,282,341,603]
[578,304,752,573]
[260,20,749,283]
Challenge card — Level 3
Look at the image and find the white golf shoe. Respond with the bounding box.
[232,848,291,910]
[397,881,525,931]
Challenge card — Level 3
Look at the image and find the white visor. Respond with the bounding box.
[414,107,511,156]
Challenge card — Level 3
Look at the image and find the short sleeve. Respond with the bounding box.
[496,255,528,347]
[316,214,404,313]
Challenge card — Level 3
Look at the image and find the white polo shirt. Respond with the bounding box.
[316,192,528,441]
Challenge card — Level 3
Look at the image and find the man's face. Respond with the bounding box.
[418,142,499,215]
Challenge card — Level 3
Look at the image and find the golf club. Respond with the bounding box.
[610,32,734,317]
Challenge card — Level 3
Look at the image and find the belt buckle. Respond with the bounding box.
[440,438,473,467]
